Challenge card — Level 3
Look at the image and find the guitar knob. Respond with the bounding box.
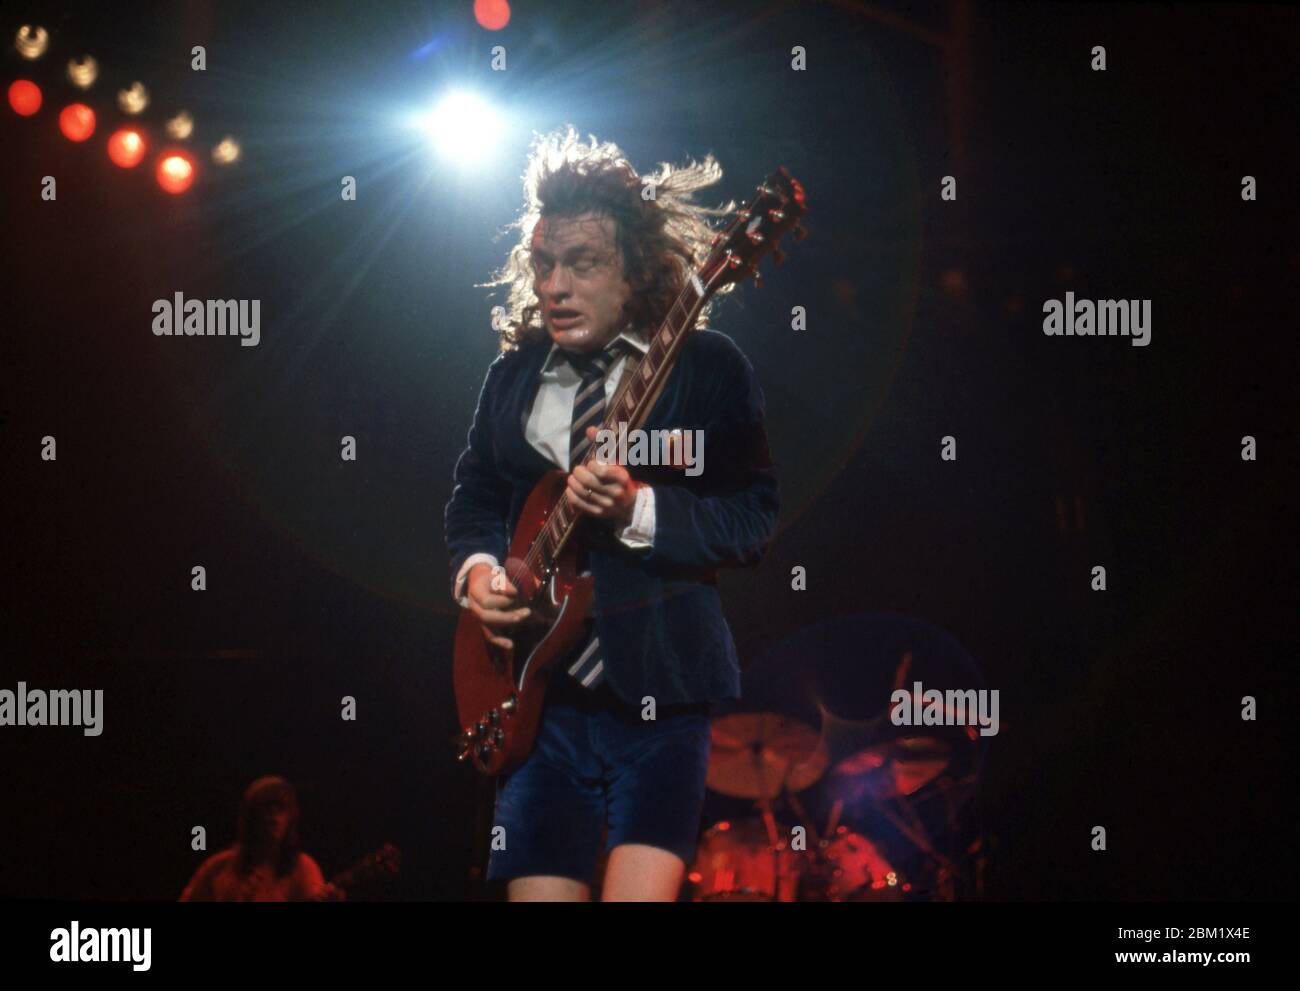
[476,744,493,762]
[474,721,487,738]
[494,728,505,746]
[456,748,472,762]
[487,708,501,725]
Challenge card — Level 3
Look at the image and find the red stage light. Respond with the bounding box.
[473,0,511,31]
[156,151,195,194]
[8,79,42,116]
[59,102,96,141]
[107,128,147,168]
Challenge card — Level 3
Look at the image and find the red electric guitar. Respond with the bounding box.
[453,167,807,775]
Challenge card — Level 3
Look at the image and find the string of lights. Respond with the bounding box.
[7,22,242,194]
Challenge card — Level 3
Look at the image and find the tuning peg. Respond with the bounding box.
[767,208,785,222]
[791,225,807,242]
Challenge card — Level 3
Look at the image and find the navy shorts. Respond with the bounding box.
[486,676,712,885]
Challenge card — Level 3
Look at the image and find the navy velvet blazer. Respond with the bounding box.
[444,328,779,706]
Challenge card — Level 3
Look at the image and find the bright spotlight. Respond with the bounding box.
[156,151,196,194]
[418,91,503,165]
[108,128,147,168]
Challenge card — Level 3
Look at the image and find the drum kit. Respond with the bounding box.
[684,699,983,902]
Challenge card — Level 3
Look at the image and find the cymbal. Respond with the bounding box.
[830,737,952,799]
[707,712,829,798]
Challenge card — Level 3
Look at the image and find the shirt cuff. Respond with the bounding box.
[616,485,655,550]
[453,553,501,607]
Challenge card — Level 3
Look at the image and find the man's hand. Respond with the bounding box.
[566,425,641,524]
[464,563,530,650]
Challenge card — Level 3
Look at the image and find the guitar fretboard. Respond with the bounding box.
[523,281,709,576]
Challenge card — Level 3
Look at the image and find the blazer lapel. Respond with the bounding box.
[496,339,557,477]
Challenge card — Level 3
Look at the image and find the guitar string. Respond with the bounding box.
[519,287,702,581]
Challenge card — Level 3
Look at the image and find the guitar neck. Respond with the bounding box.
[326,844,400,892]
[529,281,709,568]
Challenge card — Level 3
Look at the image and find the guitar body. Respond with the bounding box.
[453,470,594,775]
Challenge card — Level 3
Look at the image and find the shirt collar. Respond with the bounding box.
[543,328,649,372]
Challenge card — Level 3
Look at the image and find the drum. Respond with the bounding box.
[687,819,801,902]
[801,828,905,902]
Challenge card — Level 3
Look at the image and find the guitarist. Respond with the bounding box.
[445,128,780,901]
[179,775,343,902]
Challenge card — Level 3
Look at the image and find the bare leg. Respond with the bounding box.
[506,876,591,902]
[601,844,686,902]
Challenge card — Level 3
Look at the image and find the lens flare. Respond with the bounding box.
[417,90,503,165]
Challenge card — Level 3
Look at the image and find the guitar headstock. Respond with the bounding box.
[701,166,807,293]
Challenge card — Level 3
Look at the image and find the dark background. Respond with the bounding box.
[1,0,1295,900]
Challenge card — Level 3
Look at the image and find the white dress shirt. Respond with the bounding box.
[453,329,656,605]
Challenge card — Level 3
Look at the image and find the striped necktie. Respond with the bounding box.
[567,342,624,469]
[562,341,627,690]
